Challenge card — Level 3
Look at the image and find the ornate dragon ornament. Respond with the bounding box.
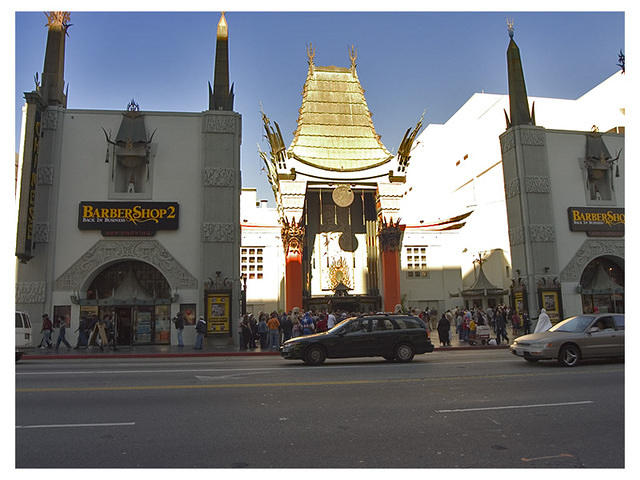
[282,217,305,256]
[396,112,424,173]
[378,217,404,252]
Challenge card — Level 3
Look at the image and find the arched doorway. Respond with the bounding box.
[82,260,173,345]
[579,256,624,314]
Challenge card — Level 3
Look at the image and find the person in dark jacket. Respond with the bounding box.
[173,312,185,347]
[437,314,451,347]
[55,316,72,352]
[194,316,207,350]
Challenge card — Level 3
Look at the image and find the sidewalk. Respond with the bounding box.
[21,326,516,360]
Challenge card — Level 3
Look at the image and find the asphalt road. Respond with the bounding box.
[16,350,624,468]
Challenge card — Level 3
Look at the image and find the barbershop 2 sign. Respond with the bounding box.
[567,207,624,237]
[78,201,179,236]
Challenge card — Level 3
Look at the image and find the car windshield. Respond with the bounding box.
[549,316,594,333]
[328,317,357,334]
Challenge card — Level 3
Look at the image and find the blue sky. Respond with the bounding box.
[14,9,626,203]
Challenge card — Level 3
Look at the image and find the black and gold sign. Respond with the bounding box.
[567,207,624,236]
[78,201,179,236]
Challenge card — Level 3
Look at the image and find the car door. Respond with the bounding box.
[612,314,625,357]
[366,317,396,356]
[332,318,369,358]
[583,316,619,358]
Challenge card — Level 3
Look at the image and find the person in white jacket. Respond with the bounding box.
[533,308,552,333]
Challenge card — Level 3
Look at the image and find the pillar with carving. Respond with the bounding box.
[378,218,404,312]
[282,217,305,312]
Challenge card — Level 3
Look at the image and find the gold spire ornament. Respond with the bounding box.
[217,11,228,39]
[506,17,514,38]
[45,11,71,29]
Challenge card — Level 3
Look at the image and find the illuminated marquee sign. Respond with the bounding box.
[567,207,624,237]
[78,201,179,236]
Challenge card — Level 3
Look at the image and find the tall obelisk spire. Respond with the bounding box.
[505,19,533,127]
[41,11,70,107]
[209,12,234,110]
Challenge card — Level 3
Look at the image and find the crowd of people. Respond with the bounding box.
[237,304,540,351]
[238,307,350,351]
[415,305,532,347]
[37,303,549,353]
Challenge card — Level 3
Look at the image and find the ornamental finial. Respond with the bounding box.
[45,11,71,30]
[507,18,514,39]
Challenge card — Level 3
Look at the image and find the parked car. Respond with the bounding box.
[281,314,434,365]
[16,311,33,362]
[510,313,624,367]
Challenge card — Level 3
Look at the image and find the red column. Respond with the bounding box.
[285,252,303,312]
[378,218,404,312]
[282,218,305,312]
[381,248,401,312]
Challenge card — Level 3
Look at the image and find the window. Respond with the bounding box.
[241,246,264,280]
[404,246,428,278]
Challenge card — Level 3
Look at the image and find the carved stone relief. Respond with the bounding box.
[55,239,198,291]
[16,281,46,304]
[500,131,515,153]
[520,130,545,146]
[529,224,555,242]
[33,223,49,243]
[203,115,237,134]
[38,166,54,185]
[202,223,235,243]
[560,239,625,282]
[525,176,551,193]
[505,178,520,199]
[203,167,235,187]
[41,109,59,130]
[509,226,525,246]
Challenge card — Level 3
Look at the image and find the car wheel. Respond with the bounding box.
[303,345,326,366]
[394,343,415,363]
[558,344,580,367]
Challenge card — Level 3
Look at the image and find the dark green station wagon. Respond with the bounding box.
[280,314,435,365]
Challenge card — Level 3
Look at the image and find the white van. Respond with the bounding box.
[16,311,32,361]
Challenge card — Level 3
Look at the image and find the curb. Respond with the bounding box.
[20,344,509,360]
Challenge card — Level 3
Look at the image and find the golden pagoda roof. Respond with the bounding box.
[288,62,393,172]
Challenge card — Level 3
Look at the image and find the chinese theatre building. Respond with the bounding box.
[499,23,624,322]
[15,13,242,346]
[260,45,424,313]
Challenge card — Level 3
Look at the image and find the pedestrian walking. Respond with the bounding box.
[267,311,281,351]
[280,312,293,343]
[239,316,251,350]
[437,313,451,347]
[194,315,207,349]
[522,312,531,335]
[173,311,185,347]
[301,311,315,336]
[534,308,552,333]
[55,316,72,352]
[327,311,336,330]
[74,317,89,349]
[39,313,53,349]
[257,314,268,349]
[105,315,118,350]
[495,307,508,344]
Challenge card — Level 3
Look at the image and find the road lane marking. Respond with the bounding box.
[435,400,594,413]
[16,422,135,429]
[521,453,575,462]
[15,369,621,394]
